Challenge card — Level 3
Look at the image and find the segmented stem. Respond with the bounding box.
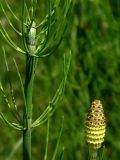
[23,21,37,160]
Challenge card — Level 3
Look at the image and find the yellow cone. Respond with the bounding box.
[85,100,106,149]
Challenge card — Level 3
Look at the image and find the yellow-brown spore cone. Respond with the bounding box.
[86,100,106,149]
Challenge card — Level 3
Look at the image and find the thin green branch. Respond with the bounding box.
[36,10,55,29]
[2,47,9,71]
[0,1,22,36]
[35,0,61,29]
[35,0,52,55]
[13,58,26,108]
[32,51,71,128]
[36,0,73,57]
[49,51,71,113]
[0,82,11,109]
[9,82,23,124]
[24,2,31,22]
[22,0,29,53]
[30,0,37,21]
[0,81,21,124]
[51,117,64,160]
[58,148,64,160]
[6,138,22,160]
[0,22,26,54]
[32,117,49,128]
[4,0,21,22]
[44,118,50,160]
[0,112,23,130]
[32,106,52,128]
[2,48,23,124]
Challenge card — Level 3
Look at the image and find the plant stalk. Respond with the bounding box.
[89,148,99,160]
[23,55,36,160]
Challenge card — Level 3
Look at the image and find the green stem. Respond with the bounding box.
[89,148,99,160]
[23,55,36,160]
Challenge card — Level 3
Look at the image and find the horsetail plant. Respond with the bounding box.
[0,0,74,159]
[85,100,106,160]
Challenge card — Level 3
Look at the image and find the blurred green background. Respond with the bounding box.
[0,0,120,159]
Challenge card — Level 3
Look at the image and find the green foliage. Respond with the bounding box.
[0,0,120,160]
[0,0,73,159]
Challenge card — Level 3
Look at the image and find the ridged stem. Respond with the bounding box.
[23,55,36,160]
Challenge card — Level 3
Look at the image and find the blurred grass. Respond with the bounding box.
[0,0,120,159]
